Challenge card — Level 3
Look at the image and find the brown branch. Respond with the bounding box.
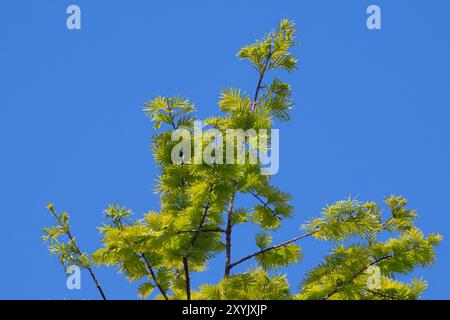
[365,289,398,300]
[227,209,367,272]
[181,184,214,300]
[166,99,177,130]
[182,257,191,300]
[250,191,281,220]
[190,204,211,245]
[85,269,106,300]
[322,254,393,300]
[189,185,214,245]
[177,228,224,234]
[251,49,274,112]
[180,204,209,300]
[224,192,236,277]
[66,234,107,300]
[228,230,318,271]
[140,254,169,300]
[100,213,169,300]
[370,216,394,243]
[49,208,108,300]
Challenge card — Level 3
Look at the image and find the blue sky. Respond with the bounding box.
[1,0,449,299]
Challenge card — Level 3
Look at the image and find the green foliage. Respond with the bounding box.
[256,244,302,271]
[138,282,155,299]
[297,196,442,300]
[195,268,292,300]
[43,19,441,300]
[42,204,90,269]
[143,96,195,130]
[238,19,297,74]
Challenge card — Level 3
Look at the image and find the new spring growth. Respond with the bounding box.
[170,120,280,175]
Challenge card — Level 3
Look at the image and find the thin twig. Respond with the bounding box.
[250,191,281,220]
[49,208,108,300]
[189,185,214,245]
[181,184,214,300]
[190,205,211,245]
[166,99,177,130]
[177,228,224,234]
[322,254,393,300]
[140,253,169,300]
[370,216,394,242]
[365,289,398,300]
[251,49,274,112]
[228,230,318,271]
[68,232,108,301]
[107,215,169,300]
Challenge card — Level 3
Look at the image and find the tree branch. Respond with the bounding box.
[251,49,274,112]
[102,213,169,300]
[250,191,281,220]
[180,205,209,300]
[177,228,224,234]
[66,235,108,300]
[49,208,108,300]
[166,99,177,130]
[322,254,393,300]
[365,289,398,300]
[181,184,214,300]
[190,204,212,245]
[140,253,169,300]
[182,257,191,300]
[228,230,317,271]
[189,185,214,245]
[224,192,236,277]
[370,216,394,243]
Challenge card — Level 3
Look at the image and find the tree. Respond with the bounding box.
[42,19,441,300]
